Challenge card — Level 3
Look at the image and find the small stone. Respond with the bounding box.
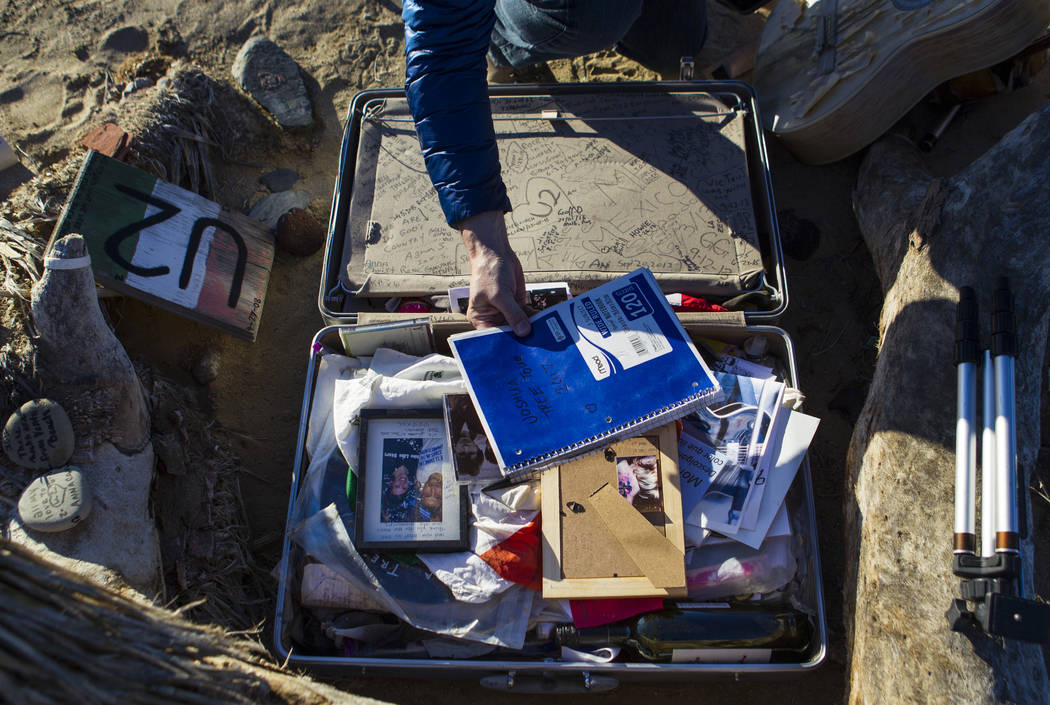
[17,467,92,532]
[100,26,149,54]
[3,398,76,470]
[231,37,313,128]
[275,207,325,257]
[260,167,299,192]
[192,346,221,385]
[121,77,154,98]
[248,189,312,228]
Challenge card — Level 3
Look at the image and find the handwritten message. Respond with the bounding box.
[342,92,764,297]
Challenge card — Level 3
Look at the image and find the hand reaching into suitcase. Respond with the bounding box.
[458,210,532,337]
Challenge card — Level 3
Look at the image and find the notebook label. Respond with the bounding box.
[572,282,671,380]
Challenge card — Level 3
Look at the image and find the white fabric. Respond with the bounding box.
[472,486,540,553]
[306,353,369,457]
[332,351,465,475]
[292,353,369,523]
[418,483,541,602]
[310,348,543,606]
[418,552,512,603]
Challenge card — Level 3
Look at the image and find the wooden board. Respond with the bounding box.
[540,422,686,599]
[51,150,274,341]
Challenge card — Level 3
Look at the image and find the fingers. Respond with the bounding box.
[498,295,532,337]
[466,293,532,337]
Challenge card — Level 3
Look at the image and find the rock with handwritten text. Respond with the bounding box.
[17,467,92,532]
[3,398,75,470]
[232,37,313,128]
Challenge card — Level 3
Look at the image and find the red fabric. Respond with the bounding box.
[569,597,665,628]
[670,294,728,313]
[479,518,542,590]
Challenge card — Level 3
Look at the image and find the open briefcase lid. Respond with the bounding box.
[324,82,786,320]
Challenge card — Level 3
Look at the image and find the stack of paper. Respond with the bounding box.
[678,356,819,551]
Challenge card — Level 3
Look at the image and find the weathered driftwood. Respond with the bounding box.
[31,234,150,452]
[8,234,160,596]
[846,105,1050,703]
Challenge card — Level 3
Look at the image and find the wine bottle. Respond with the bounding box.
[555,606,814,664]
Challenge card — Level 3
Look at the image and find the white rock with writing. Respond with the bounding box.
[17,467,92,532]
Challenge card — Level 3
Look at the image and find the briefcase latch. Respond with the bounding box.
[480,670,619,693]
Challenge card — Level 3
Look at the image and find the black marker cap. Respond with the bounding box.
[955,286,979,365]
[992,276,1015,358]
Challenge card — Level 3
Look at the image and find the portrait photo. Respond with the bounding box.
[355,409,469,552]
[443,394,502,484]
[616,452,665,527]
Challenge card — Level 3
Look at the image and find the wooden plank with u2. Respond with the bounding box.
[52,150,275,341]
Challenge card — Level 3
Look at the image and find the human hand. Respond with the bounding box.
[458,210,531,337]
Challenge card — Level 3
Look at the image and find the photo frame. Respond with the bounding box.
[541,423,685,598]
[355,408,469,552]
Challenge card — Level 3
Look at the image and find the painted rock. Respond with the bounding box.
[17,467,92,532]
[2,398,75,469]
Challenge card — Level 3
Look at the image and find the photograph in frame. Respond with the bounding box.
[355,409,469,552]
[540,423,686,598]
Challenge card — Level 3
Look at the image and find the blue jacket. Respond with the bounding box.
[402,0,512,227]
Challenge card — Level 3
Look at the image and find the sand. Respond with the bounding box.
[1,1,1049,703]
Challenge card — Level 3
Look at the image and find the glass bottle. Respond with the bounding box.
[555,606,814,663]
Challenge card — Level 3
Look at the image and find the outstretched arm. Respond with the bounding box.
[402,0,531,335]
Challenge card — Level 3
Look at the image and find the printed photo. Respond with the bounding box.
[379,438,422,524]
[616,453,665,529]
[448,282,571,315]
[444,394,502,483]
[417,471,444,522]
[525,286,570,311]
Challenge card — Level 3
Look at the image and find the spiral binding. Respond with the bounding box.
[501,382,721,480]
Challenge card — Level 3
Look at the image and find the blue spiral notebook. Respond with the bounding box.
[448,268,721,480]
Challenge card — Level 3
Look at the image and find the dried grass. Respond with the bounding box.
[136,363,273,632]
[0,539,364,705]
[121,66,235,198]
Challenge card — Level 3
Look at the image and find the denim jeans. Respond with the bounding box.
[489,0,707,76]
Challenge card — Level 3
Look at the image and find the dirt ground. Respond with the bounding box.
[2,1,1049,703]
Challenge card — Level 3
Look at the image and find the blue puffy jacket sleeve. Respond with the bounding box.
[402,0,512,227]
